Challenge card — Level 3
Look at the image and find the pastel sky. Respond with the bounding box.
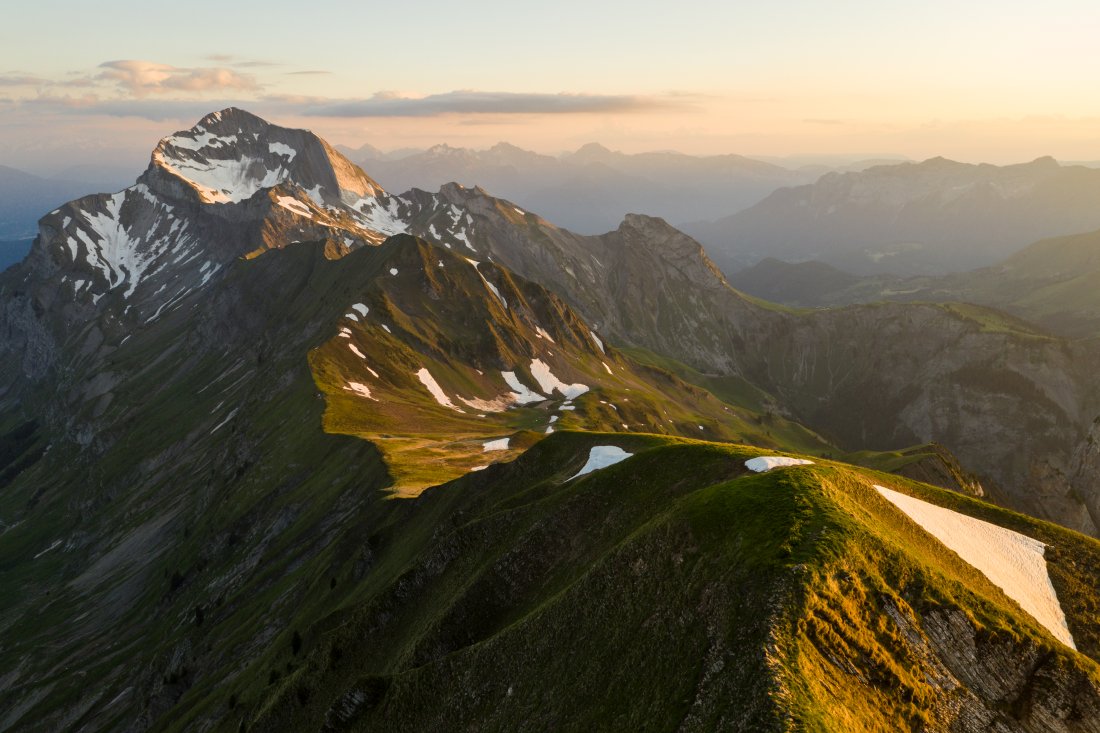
[3,0,1100,176]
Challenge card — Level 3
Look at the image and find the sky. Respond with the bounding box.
[3,0,1100,177]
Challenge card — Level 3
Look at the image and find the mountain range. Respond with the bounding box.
[337,141,822,235]
[686,156,1100,276]
[3,109,1100,731]
[729,226,1100,340]
[0,165,133,242]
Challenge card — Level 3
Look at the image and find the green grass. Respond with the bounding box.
[237,434,1100,732]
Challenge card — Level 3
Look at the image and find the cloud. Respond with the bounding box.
[3,86,691,126]
[0,74,50,87]
[9,95,254,122]
[203,54,278,68]
[301,90,681,118]
[96,60,260,97]
[286,70,332,76]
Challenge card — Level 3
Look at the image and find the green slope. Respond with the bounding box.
[239,433,1100,732]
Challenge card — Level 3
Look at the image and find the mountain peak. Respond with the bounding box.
[146,109,384,206]
[572,142,615,161]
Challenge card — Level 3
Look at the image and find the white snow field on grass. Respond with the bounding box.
[529,359,589,399]
[874,485,1075,649]
[744,456,815,472]
[344,382,377,400]
[502,371,546,404]
[483,438,510,452]
[568,446,633,481]
[415,368,461,412]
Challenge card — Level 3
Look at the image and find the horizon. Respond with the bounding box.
[8,105,1100,184]
[4,0,1100,175]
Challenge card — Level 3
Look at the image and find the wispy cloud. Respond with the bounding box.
[8,95,254,121]
[96,60,261,96]
[0,74,50,87]
[287,70,331,76]
[203,54,278,68]
[301,90,683,118]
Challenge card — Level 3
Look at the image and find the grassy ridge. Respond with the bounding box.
[243,434,1100,732]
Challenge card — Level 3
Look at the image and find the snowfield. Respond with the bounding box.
[483,438,510,452]
[529,359,589,399]
[874,485,1075,649]
[345,382,376,400]
[275,196,312,218]
[416,368,461,411]
[590,331,605,353]
[744,456,815,472]
[502,371,546,404]
[569,446,633,481]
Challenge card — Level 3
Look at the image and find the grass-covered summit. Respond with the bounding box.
[242,432,1100,732]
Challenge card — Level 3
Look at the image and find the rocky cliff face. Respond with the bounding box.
[1069,417,1100,531]
[742,302,1100,535]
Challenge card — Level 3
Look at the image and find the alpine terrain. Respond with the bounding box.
[3,109,1100,732]
[686,156,1100,276]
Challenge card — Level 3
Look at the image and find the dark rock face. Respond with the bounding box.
[1069,417,1100,531]
[739,302,1100,535]
[906,606,1100,732]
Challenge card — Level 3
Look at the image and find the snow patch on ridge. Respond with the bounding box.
[568,446,633,481]
[874,485,1075,649]
[463,258,507,308]
[745,456,814,472]
[483,438,510,452]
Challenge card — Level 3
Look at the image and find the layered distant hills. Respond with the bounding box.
[730,227,1100,339]
[5,110,1100,731]
[0,164,132,241]
[686,156,1100,276]
[337,141,822,234]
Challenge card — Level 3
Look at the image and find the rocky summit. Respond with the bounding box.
[3,110,1100,732]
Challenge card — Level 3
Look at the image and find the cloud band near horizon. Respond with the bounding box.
[301,90,680,117]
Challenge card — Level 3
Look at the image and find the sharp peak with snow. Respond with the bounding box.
[145,107,384,207]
